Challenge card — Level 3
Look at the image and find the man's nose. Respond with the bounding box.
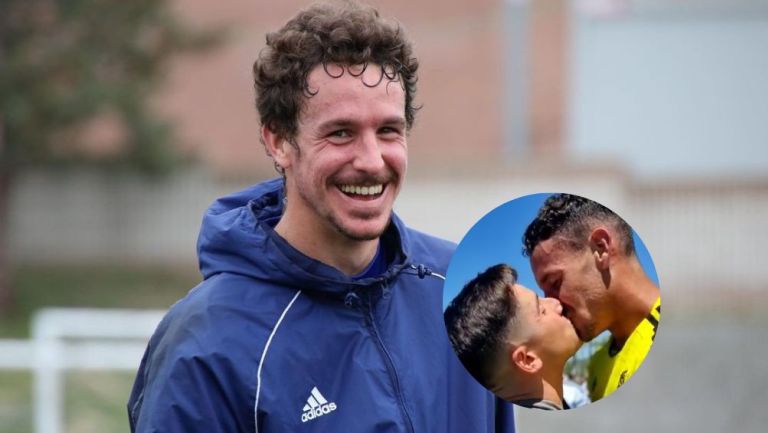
[352,131,386,172]
[544,296,562,311]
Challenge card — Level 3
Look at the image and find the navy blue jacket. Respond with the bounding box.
[128,178,515,433]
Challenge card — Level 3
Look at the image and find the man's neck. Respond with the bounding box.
[498,368,565,409]
[538,367,565,408]
[608,262,661,344]
[274,207,379,276]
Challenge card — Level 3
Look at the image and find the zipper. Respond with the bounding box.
[364,281,416,433]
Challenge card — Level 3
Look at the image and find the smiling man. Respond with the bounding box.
[445,264,581,410]
[523,194,661,402]
[127,2,514,432]
[263,61,408,275]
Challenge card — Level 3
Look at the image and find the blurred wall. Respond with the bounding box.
[568,0,768,178]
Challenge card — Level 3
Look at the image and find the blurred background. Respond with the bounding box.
[1,0,766,432]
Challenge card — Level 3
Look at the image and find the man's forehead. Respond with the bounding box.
[530,238,572,279]
[300,63,406,124]
[531,238,561,266]
[305,63,405,95]
[511,284,535,313]
[509,284,538,340]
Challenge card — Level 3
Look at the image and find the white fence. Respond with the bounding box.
[0,308,164,433]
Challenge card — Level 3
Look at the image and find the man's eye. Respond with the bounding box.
[326,130,353,144]
[330,130,350,138]
[379,127,402,136]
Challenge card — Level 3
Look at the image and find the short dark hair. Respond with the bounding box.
[253,0,419,143]
[522,193,635,257]
[444,264,519,388]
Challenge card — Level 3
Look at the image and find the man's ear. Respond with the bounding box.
[261,125,293,171]
[510,345,543,375]
[590,227,612,271]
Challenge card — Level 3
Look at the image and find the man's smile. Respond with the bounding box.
[337,183,386,200]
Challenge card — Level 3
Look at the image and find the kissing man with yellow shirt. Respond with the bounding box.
[523,194,661,402]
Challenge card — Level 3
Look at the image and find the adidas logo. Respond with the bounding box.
[300,386,337,423]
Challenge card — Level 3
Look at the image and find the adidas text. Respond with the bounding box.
[301,402,337,423]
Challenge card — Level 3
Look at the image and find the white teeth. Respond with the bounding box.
[339,184,383,196]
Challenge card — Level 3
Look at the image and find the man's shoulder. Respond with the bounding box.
[400,225,457,271]
[155,273,299,359]
[129,275,280,433]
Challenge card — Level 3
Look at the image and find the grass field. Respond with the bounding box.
[0,265,199,339]
[0,265,199,433]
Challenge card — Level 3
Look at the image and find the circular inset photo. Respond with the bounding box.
[443,193,661,410]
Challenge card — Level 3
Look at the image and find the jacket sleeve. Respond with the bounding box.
[128,349,251,433]
[495,398,516,433]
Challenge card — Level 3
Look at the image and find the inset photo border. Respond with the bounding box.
[443,193,661,410]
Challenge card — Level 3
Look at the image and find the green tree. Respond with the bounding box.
[0,0,222,314]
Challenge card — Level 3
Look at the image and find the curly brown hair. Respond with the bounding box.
[253,0,419,144]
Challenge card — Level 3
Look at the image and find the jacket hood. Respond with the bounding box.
[197,178,414,294]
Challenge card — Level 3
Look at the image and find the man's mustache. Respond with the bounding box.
[331,171,398,185]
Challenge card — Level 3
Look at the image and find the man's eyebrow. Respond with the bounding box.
[316,116,406,132]
[380,116,406,127]
[317,119,356,132]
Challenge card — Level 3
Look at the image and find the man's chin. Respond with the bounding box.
[563,326,583,350]
[575,326,597,343]
[329,209,392,240]
[334,219,390,242]
[339,228,384,242]
[568,338,584,355]
[567,317,594,342]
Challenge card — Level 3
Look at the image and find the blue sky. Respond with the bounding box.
[443,193,659,309]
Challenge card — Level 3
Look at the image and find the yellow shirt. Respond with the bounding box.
[587,297,661,401]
